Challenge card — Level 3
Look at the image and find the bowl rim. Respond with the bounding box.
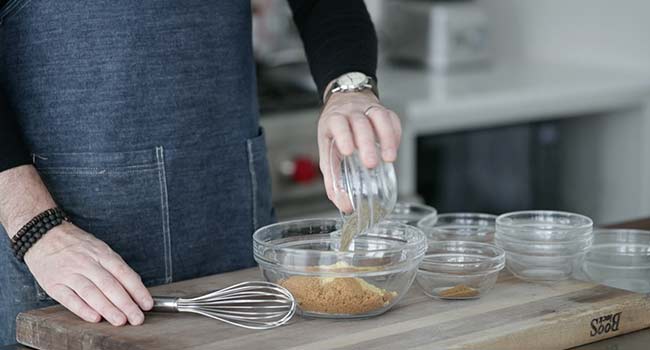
[391,202,438,214]
[422,241,506,265]
[418,212,496,230]
[496,210,593,232]
[583,260,650,269]
[253,217,427,257]
[495,232,593,245]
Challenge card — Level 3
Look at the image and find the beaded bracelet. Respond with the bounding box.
[10,207,70,262]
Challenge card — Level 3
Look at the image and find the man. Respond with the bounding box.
[0,0,401,344]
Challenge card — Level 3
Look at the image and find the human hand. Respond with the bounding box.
[317,90,402,212]
[24,222,153,326]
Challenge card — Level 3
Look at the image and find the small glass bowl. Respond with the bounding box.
[502,250,587,282]
[385,202,437,226]
[496,211,593,242]
[416,241,505,300]
[329,141,397,233]
[582,229,650,293]
[418,213,496,243]
[253,219,426,318]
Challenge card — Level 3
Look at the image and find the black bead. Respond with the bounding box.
[20,246,27,253]
[39,228,46,234]
[21,236,27,242]
[42,216,50,223]
[45,223,52,230]
[36,222,43,228]
[12,243,18,251]
[34,232,42,239]
[24,242,31,248]
[48,214,55,221]
[29,237,36,243]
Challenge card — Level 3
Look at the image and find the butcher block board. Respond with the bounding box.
[16,268,650,350]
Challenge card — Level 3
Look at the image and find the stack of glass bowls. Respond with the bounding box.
[386,202,437,226]
[496,211,593,282]
[253,219,427,318]
[582,229,650,293]
[418,213,496,243]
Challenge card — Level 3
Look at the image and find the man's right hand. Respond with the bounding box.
[24,222,154,326]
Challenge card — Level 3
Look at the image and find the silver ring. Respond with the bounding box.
[363,105,382,116]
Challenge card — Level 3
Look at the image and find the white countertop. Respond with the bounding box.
[380,61,650,134]
[381,61,650,200]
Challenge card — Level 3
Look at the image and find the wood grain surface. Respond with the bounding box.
[16,267,650,350]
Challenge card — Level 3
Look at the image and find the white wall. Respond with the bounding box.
[479,0,650,73]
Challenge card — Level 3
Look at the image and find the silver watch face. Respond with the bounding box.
[337,72,368,90]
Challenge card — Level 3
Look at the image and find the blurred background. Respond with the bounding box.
[251,0,650,225]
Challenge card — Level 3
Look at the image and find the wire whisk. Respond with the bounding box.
[151,281,296,330]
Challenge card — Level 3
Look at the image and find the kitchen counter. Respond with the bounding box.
[5,218,650,350]
[380,61,650,134]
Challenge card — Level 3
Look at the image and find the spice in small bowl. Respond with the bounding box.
[416,241,505,300]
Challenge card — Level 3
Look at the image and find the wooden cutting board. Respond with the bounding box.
[16,268,650,350]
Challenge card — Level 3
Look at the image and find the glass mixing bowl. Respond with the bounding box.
[419,213,496,243]
[253,218,427,318]
[385,202,437,226]
[582,229,650,293]
[416,241,505,300]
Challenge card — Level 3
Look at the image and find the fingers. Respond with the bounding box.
[87,262,145,325]
[389,110,402,146]
[349,113,379,168]
[68,273,127,326]
[319,124,355,213]
[49,284,101,323]
[366,107,398,162]
[100,253,153,312]
[323,113,354,156]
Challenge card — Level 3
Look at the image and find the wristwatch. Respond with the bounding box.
[323,72,379,104]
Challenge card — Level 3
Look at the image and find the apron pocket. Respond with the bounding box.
[33,147,172,286]
[246,128,274,230]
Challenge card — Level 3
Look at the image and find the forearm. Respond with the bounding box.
[0,165,57,237]
[288,0,378,98]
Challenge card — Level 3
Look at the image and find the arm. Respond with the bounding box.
[288,0,402,210]
[0,93,153,326]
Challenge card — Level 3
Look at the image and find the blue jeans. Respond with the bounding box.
[0,0,274,345]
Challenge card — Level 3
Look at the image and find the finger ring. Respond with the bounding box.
[364,105,382,116]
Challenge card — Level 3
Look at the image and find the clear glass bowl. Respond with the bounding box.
[385,202,437,226]
[582,229,650,293]
[496,211,593,242]
[416,241,505,300]
[419,213,496,243]
[495,235,593,256]
[329,141,397,232]
[253,218,426,318]
[503,250,587,282]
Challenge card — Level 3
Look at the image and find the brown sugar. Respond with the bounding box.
[279,276,397,315]
[438,284,480,298]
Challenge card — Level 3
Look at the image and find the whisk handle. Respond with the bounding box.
[152,296,179,312]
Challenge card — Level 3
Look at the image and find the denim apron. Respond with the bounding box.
[0,1,274,344]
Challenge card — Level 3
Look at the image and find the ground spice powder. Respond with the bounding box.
[438,284,480,298]
[280,276,397,315]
